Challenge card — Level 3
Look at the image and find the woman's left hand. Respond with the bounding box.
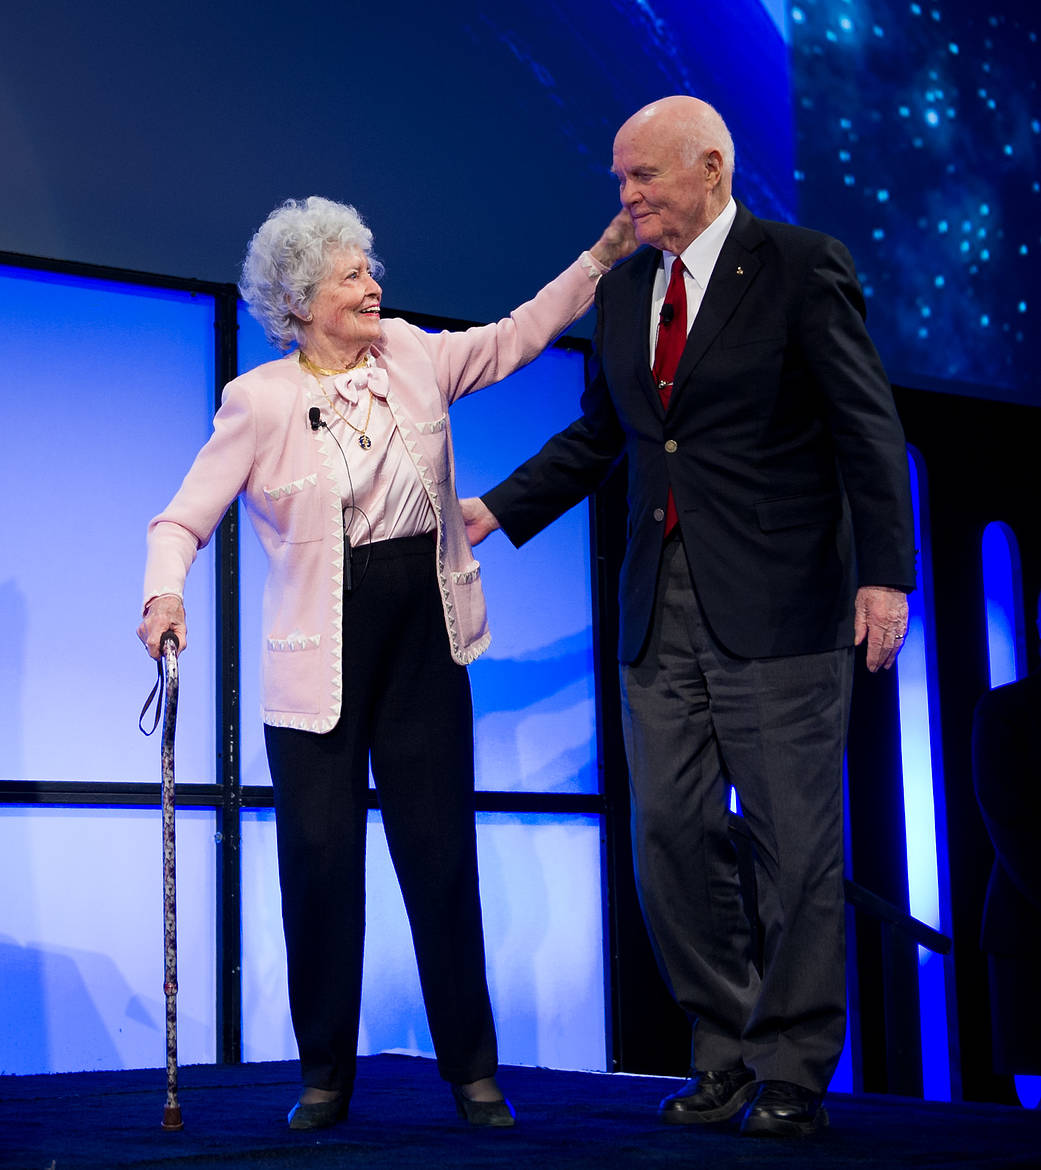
[590,209,639,268]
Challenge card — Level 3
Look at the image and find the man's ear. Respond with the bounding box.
[704,149,723,187]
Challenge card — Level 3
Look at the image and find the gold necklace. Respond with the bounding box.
[322,384,375,450]
[298,351,376,450]
[298,350,370,377]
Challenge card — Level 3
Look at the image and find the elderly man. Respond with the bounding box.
[463,96,915,1137]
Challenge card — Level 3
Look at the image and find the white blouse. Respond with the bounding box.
[306,356,436,545]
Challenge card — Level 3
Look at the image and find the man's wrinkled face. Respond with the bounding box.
[612,120,717,255]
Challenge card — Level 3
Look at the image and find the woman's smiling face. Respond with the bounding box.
[302,247,383,364]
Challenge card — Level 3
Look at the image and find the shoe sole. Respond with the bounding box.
[659,1082,757,1125]
[740,1106,829,1138]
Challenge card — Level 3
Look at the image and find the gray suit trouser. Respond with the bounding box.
[619,537,853,1093]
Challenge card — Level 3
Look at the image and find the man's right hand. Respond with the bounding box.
[459,497,500,547]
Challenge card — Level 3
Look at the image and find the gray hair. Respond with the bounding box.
[239,196,384,351]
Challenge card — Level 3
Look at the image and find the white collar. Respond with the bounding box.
[667,197,737,287]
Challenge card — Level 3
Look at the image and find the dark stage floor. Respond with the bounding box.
[2,1054,1039,1170]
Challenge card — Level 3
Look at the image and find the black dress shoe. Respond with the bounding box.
[739,1079,828,1138]
[451,1084,516,1127]
[659,1067,756,1124]
[287,1093,350,1131]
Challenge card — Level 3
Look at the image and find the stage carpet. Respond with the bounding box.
[2,1054,1039,1169]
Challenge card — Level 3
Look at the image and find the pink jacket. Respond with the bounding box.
[143,255,601,732]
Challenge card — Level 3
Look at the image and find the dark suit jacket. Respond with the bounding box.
[485,201,917,662]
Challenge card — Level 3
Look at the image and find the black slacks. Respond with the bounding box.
[620,537,853,1093]
[264,533,498,1093]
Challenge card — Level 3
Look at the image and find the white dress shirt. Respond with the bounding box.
[648,197,737,356]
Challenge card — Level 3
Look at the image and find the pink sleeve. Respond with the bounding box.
[142,380,257,608]
[421,255,600,404]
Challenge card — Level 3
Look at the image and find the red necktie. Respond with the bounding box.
[651,260,687,536]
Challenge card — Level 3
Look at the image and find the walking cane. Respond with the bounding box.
[140,629,184,1130]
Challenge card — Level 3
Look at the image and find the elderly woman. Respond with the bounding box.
[138,196,634,1131]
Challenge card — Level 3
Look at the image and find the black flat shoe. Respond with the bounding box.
[288,1093,350,1131]
[739,1079,828,1138]
[659,1067,756,1124]
[451,1083,516,1127]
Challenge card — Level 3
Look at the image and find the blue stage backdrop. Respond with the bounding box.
[790,0,1039,401]
[2,1,1034,400]
[0,1,792,336]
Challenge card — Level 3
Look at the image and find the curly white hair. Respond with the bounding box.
[239,196,384,351]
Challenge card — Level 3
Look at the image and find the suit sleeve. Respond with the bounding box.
[482,282,626,546]
[798,235,917,590]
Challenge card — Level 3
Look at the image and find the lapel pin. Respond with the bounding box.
[736,266,744,275]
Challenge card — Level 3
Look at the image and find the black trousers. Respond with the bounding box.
[620,537,853,1093]
[264,534,498,1094]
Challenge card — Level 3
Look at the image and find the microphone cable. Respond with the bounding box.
[308,406,373,593]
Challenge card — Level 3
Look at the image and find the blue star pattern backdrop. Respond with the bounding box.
[790,0,1039,398]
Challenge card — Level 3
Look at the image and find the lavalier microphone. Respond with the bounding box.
[305,404,371,593]
[660,303,675,326]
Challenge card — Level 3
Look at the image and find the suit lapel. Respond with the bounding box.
[611,247,662,416]
[669,203,765,405]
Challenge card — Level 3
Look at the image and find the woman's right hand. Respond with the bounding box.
[137,594,188,659]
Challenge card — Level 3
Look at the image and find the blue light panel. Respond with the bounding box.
[980,520,1040,1109]
[0,265,217,786]
[896,449,951,1101]
[982,521,1025,687]
[240,810,607,1071]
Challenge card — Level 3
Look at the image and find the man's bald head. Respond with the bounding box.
[612,96,735,254]
[618,97,735,175]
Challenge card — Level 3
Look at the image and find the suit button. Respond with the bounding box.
[664,439,678,453]
[653,508,665,522]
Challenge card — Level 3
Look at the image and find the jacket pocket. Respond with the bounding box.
[262,474,323,543]
[416,416,450,484]
[451,559,481,585]
[263,633,321,714]
[755,493,838,532]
